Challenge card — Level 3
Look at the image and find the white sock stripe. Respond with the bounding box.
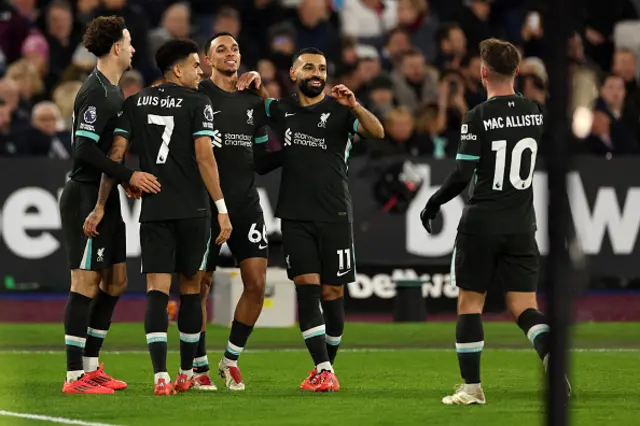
[456,341,485,353]
[302,325,326,340]
[146,332,168,343]
[179,332,201,343]
[326,335,342,345]
[87,327,108,338]
[527,324,550,342]
[64,335,86,344]
[226,341,243,354]
[193,356,209,367]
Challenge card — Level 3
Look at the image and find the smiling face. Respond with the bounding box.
[291,53,327,98]
[207,34,240,76]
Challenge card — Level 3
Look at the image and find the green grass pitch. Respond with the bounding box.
[0,322,638,426]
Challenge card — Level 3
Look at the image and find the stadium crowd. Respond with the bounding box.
[1,0,640,158]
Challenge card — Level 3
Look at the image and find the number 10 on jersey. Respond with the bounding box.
[491,137,538,191]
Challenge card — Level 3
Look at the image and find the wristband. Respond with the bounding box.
[215,198,228,214]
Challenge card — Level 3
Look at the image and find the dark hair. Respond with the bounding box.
[292,47,325,66]
[600,72,623,86]
[436,22,461,46]
[155,39,200,74]
[479,38,521,77]
[204,32,235,55]
[82,16,126,58]
[401,47,424,63]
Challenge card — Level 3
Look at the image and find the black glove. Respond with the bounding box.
[420,201,440,234]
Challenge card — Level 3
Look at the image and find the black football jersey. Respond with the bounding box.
[114,83,215,222]
[198,79,268,217]
[266,95,359,223]
[69,69,124,183]
[457,94,545,234]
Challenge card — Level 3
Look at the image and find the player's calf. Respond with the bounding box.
[176,293,202,390]
[516,308,550,361]
[452,314,485,397]
[145,290,170,390]
[194,273,211,376]
[321,288,344,365]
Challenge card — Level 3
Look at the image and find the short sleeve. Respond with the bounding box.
[346,111,359,135]
[113,97,136,140]
[75,88,114,143]
[456,110,481,161]
[264,98,282,122]
[192,95,216,139]
[254,125,269,145]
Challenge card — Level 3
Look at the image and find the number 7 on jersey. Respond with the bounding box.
[148,114,175,164]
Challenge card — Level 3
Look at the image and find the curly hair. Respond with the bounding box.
[82,16,126,58]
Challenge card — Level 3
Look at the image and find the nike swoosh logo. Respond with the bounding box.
[213,111,221,115]
[285,113,295,117]
[336,270,351,277]
[258,244,268,250]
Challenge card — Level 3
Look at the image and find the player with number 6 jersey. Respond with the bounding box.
[420,38,568,406]
[191,32,283,392]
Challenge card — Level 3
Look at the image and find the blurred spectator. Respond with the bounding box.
[396,0,438,62]
[390,48,438,112]
[97,0,153,82]
[61,45,97,83]
[413,103,453,158]
[0,1,31,69]
[149,2,192,55]
[367,106,423,158]
[11,0,38,23]
[121,70,144,99]
[611,48,640,121]
[5,59,44,120]
[437,69,468,141]
[292,0,341,62]
[240,0,286,64]
[364,74,396,118]
[381,28,412,71]
[354,44,383,95]
[267,22,298,74]
[461,52,485,108]
[19,101,71,157]
[582,0,638,72]
[210,7,259,69]
[52,80,81,131]
[75,0,100,24]
[586,74,638,155]
[39,0,82,96]
[519,8,545,58]
[21,32,49,78]
[459,0,501,53]
[0,97,19,156]
[434,22,467,70]
[0,79,22,123]
[518,57,548,104]
[340,0,398,42]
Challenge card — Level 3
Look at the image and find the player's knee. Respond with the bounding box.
[294,273,321,285]
[200,272,213,294]
[321,285,343,301]
[244,274,266,305]
[506,292,539,319]
[457,289,486,314]
[70,270,101,298]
